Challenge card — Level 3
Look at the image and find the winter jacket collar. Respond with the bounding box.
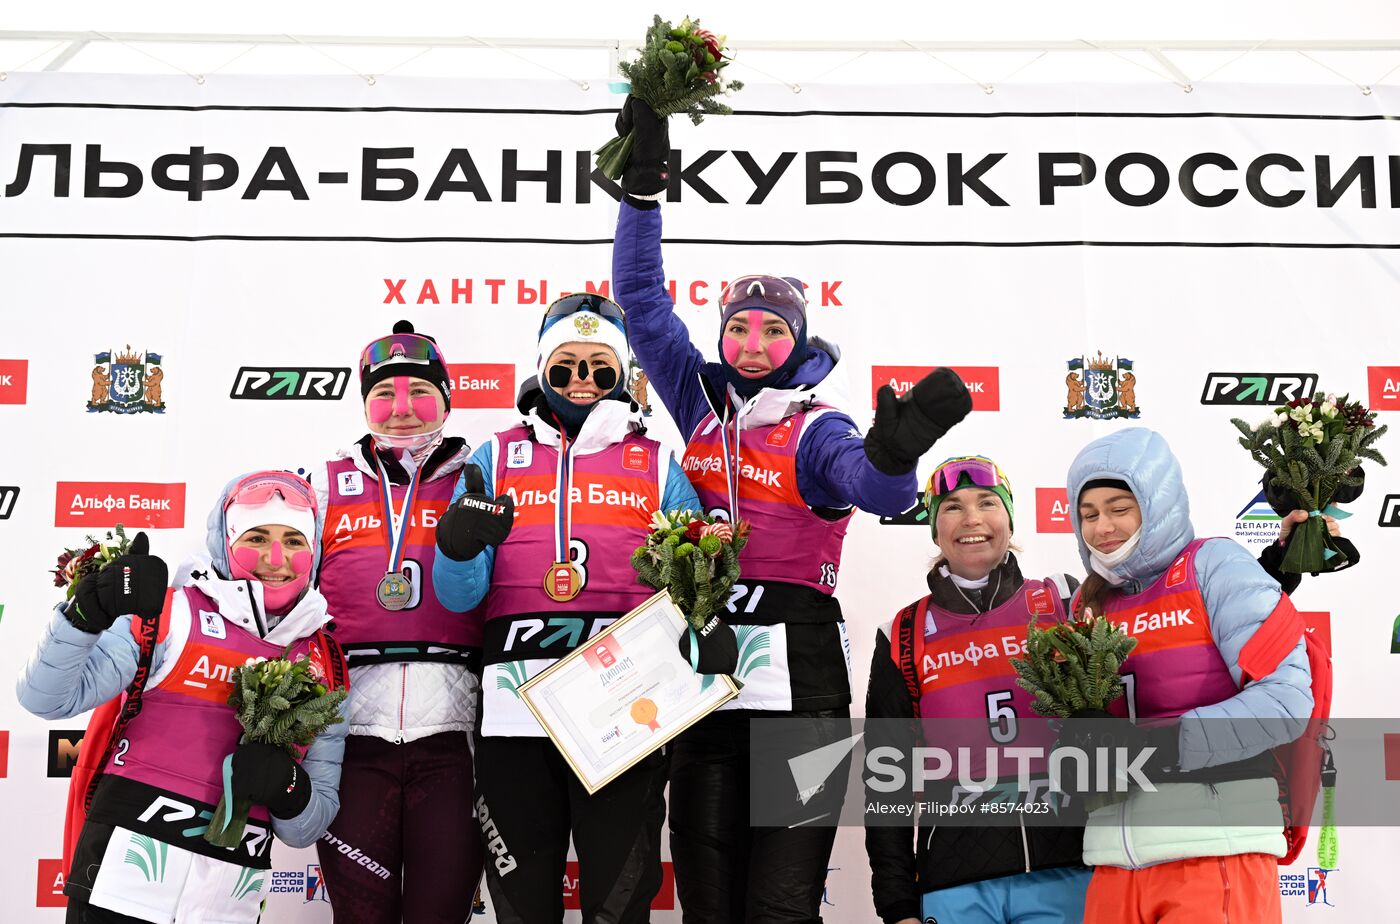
[702,336,853,431]
[171,553,333,646]
[344,434,470,486]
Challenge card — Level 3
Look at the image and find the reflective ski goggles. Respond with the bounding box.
[540,294,626,333]
[925,455,1012,499]
[359,333,446,372]
[225,473,317,513]
[719,274,806,313]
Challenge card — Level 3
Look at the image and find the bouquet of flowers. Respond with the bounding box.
[595,15,743,180]
[1010,610,1138,719]
[204,653,346,849]
[52,524,134,599]
[1232,391,1386,574]
[632,509,749,630]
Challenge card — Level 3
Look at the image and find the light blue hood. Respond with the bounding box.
[203,471,324,583]
[1066,428,1193,591]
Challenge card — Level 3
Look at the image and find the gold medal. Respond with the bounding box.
[543,561,582,602]
[377,571,413,611]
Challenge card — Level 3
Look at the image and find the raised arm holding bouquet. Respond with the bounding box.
[1232,391,1386,575]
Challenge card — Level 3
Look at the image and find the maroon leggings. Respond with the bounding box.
[317,731,483,923]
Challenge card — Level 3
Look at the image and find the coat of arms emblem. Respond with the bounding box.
[1064,351,1137,420]
[88,346,166,414]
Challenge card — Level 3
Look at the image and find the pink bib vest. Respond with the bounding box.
[897,580,1067,777]
[320,457,482,667]
[486,424,662,625]
[682,408,849,596]
[93,586,332,868]
[1096,540,1238,721]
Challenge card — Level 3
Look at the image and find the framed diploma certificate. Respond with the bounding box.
[518,590,740,794]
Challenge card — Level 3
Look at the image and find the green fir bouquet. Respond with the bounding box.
[1010,611,1138,719]
[595,15,742,180]
[204,653,346,849]
[1232,391,1386,574]
[631,510,749,630]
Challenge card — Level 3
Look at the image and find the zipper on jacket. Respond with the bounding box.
[1119,796,1141,869]
[1218,857,1231,924]
[1019,814,1031,873]
[395,663,407,744]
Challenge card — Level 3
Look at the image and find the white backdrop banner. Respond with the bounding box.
[1,73,1398,922]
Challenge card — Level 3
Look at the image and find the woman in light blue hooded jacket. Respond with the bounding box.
[17,471,349,923]
[1065,428,1313,924]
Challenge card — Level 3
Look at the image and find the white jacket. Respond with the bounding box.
[310,438,480,743]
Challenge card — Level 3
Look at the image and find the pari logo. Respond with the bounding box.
[449,363,515,409]
[1035,488,1073,534]
[0,358,28,404]
[231,367,350,400]
[88,346,165,414]
[871,366,1000,412]
[1379,494,1400,527]
[1232,487,1280,548]
[1368,365,1400,411]
[878,492,929,527]
[55,481,186,529]
[1064,352,1138,420]
[0,484,18,520]
[1200,373,1317,405]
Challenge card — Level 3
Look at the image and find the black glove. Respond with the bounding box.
[864,368,973,476]
[1054,710,1179,798]
[435,465,515,562]
[616,96,670,200]
[677,614,739,675]
[69,532,168,634]
[231,741,312,819]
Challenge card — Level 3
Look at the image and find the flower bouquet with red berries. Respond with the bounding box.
[595,15,742,180]
[52,524,133,599]
[1232,391,1387,574]
[632,510,749,630]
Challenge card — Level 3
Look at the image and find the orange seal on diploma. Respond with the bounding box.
[630,697,660,732]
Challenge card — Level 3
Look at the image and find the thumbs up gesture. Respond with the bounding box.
[70,531,169,633]
[435,465,515,562]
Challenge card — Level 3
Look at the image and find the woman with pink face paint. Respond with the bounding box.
[17,472,349,923]
[610,97,976,923]
[307,319,486,922]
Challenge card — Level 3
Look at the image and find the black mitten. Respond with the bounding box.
[231,741,312,819]
[677,615,739,675]
[864,368,973,475]
[616,96,670,200]
[69,532,168,634]
[436,465,515,562]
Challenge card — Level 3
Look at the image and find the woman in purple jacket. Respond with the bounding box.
[609,98,973,922]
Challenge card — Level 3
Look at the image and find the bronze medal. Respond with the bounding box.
[377,571,413,611]
[543,562,582,602]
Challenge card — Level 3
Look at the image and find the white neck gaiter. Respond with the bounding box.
[1087,528,1143,585]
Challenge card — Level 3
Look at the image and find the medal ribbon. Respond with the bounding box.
[716,400,742,521]
[552,423,575,566]
[374,454,422,575]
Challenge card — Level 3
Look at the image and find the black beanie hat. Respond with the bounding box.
[359,320,453,408]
